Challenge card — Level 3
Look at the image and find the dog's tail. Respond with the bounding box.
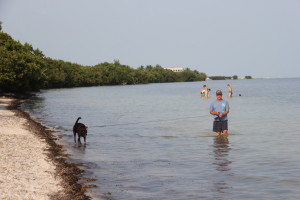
[75,117,81,124]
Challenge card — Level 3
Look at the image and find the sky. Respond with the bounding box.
[0,0,299,78]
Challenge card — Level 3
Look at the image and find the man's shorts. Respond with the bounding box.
[213,120,228,132]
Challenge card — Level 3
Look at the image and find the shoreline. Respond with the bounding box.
[0,96,95,200]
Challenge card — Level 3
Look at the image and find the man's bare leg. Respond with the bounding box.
[221,130,228,135]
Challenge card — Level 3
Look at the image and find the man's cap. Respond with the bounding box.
[216,90,222,95]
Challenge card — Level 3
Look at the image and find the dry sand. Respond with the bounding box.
[0,97,61,199]
[0,97,93,200]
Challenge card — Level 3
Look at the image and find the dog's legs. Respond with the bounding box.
[78,136,81,144]
[73,131,77,143]
[84,136,86,143]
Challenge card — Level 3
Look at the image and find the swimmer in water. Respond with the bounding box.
[201,85,208,98]
[227,84,232,98]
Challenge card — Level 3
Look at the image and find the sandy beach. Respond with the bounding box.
[0,97,92,200]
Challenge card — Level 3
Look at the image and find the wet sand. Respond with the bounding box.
[0,97,95,200]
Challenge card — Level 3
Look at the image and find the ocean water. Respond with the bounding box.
[21,78,300,200]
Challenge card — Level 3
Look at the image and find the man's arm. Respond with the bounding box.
[210,110,219,115]
[219,109,229,117]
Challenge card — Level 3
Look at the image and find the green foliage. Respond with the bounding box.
[178,69,197,82]
[0,25,209,93]
[0,32,46,92]
[245,76,252,79]
[209,76,232,80]
[232,75,238,80]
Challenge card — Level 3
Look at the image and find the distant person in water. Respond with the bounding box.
[201,85,209,98]
[227,84,233,98]
[209,90,230,136]
[201,85,207,97]
[207,88,211,97]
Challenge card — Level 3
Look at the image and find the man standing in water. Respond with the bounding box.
[209,90,230,136]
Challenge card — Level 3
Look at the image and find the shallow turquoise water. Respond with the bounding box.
[22,78,300,199]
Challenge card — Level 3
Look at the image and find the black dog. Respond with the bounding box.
[73,117,88,144]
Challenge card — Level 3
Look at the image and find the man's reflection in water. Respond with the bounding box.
[212,135,233,195]
[213,135,231,172]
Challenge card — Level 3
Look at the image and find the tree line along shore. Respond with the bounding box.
[0,22,251,94]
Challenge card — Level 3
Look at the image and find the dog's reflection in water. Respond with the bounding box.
[74,142,87,152]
